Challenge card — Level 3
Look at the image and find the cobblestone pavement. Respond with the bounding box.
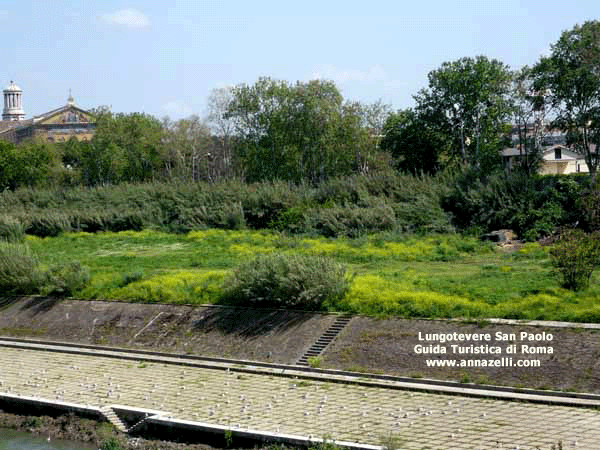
[0,346,599,449]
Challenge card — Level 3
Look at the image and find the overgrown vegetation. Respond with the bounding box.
[0,242,41,294]
[222,253,349,310]
[2,169,593,242]
[0,174,454,238]
[0,215,25,242]
[0,231,90,297]
[16,229,600,321]
[443,170,590,240]
[550,228,600,291]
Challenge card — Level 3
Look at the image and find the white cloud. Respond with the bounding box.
[162,100,194,117]
[101,9,150,29]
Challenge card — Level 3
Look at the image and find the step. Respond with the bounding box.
[100,407,128,433]
[308,345,326,351]
[296,315,353,365]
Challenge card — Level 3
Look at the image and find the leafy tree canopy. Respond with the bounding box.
[414,56,513,173]
[225,77,378,183]
[380,109,448,175]
[532,20,600,181]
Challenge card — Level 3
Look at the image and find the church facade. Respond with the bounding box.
[0,81,96,145]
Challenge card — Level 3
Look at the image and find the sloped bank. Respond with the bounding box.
[0,297,599,393]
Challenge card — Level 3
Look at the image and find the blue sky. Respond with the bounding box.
[2,0,599,120]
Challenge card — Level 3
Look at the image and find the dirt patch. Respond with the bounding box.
[322,317,600,393]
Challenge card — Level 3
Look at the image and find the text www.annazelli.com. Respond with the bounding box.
[425,358,541,368]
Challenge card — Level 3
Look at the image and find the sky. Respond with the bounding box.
[1,0,599,120]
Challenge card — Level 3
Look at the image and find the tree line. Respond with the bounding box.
[1,20,600,191]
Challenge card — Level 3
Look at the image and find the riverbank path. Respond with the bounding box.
[0,340,599,449]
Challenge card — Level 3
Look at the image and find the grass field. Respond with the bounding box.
[26,229,600,322]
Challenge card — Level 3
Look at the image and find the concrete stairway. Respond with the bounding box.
[296,315,352,366]
[100,406,128,432]
[127,413,159,434]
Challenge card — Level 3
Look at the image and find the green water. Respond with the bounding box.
[0,428,95,449]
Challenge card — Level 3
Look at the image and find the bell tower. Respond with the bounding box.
[2,81,25,121]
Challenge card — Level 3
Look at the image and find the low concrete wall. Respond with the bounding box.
[0,394,381,450]
[0,393,104,421]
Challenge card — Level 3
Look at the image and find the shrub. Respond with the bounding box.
[549,228,600,291]
[443,169,587,237]
[99,437,125,450]
[309,204,397,238]
[0,215,25,242]
[41,262,91,296]
[581,188,600,231]
[25,213,71,237]
[222,253,349,310]
[0,242,42,294]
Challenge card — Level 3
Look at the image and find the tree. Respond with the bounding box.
[206,87,237,179]
[532,20,600,182]
[0,140,19,190]
[162,115,213,182]
[225,77,375,183]
[0,139,63,190]
[415,56,513,172]
[356,99,392,137]
[90,112,165,184]
[380,109,448,174]
[508,66,549,174]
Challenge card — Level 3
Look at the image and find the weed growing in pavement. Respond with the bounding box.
[307,356,322,368]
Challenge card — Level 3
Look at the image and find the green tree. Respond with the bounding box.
[0,139,63,190]
[79,140,126,186]
[532,20,600,182]
[415,56,513,172]
[380,108,448,174]
[225,77,376,183]
[91,112,165,184]
[0,140,19,190]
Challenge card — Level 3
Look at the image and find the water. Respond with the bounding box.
[0,428,95,450]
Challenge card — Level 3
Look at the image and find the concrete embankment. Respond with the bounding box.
[1,338,600,449]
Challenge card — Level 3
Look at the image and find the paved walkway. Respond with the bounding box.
[0,344,599,449]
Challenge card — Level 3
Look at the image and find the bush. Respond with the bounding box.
[99,437,125,450]
[0,242,42,294]
[25,213,71,237]
[443,169,587,237]
[549,228,600,291]
[222,253,350,310]
[309,204,397,238]
[0,215,25,242]
[41,262,91,296]
[581,188,600,231]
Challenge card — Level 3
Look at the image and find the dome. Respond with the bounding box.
[4,81,22,92]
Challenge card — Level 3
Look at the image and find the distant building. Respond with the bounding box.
[502,123,594,174]
[502,145,590,175]
[0,81,96,145]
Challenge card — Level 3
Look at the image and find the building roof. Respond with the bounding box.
[501,144,590,159]
[3,81,22,92]
[0,119,32,134]
[31,103,92,124]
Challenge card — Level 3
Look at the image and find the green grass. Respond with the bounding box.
[25,229,600,321]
